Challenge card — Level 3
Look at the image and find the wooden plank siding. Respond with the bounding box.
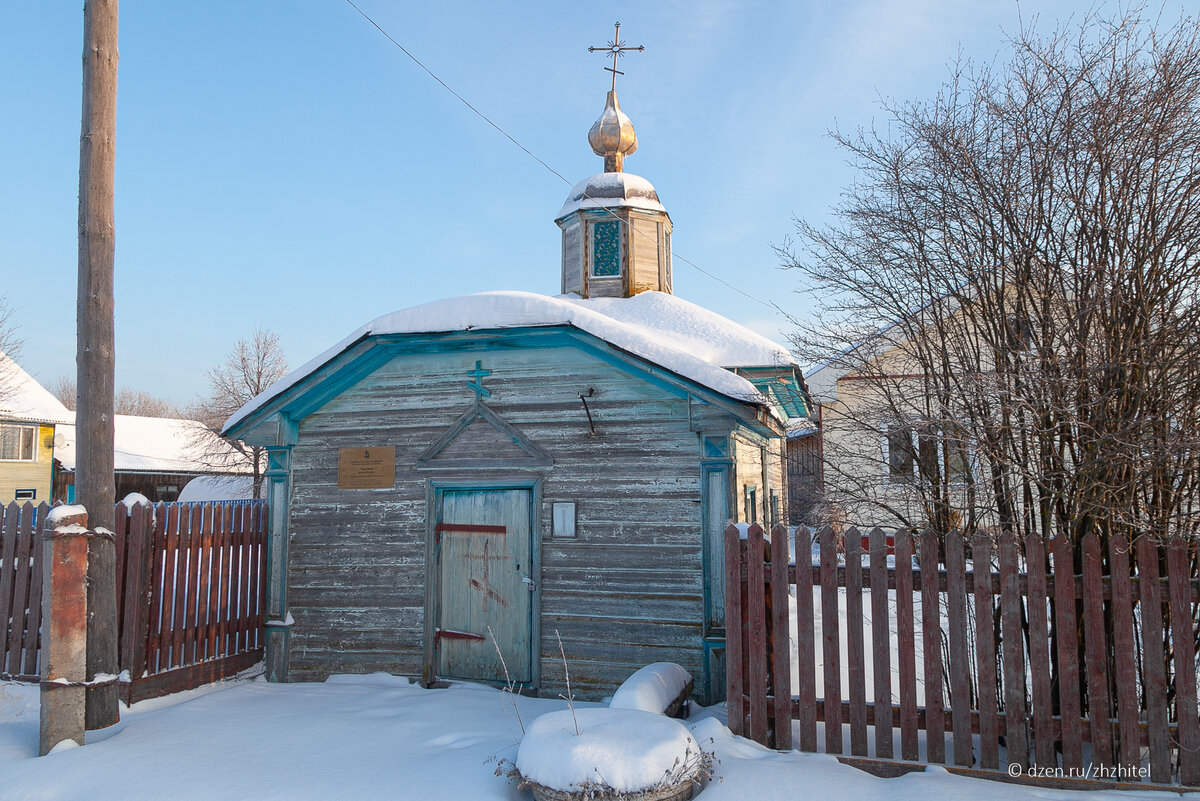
[282,346,740,699]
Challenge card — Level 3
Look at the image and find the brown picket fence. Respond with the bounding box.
[1,500,267,702]
[726,523,1200,788]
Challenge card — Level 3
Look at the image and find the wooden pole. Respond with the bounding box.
[77,0,119,730]
[39,507,90,756]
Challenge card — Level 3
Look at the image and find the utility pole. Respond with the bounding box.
[77,0,119,730]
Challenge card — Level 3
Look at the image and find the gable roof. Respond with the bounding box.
[0,352,72,425]
[57,414,250,474]
[225,291,800,433]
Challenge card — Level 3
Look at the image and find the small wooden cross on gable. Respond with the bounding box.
[466,360,491,400]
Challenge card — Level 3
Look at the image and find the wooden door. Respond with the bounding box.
[435,488,533,684]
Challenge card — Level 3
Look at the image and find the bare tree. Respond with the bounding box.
[49,376,180,418]
[0,297,26,404]
[782,9,1200,548]
[191,327,288,498]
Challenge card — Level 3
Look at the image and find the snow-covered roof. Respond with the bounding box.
[226,290,799,433]
[178,475,255,502]
[57,414,250,474]
[557,172,665,218]
[0,352,72,425]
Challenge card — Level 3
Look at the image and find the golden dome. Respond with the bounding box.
[588,91,637,173]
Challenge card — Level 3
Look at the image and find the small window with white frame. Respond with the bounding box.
[0,424,37,462]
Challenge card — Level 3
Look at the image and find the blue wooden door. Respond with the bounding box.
[435,488,533,683]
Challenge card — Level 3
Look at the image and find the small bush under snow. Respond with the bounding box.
[514,707,705,794]
[609,663,691,715]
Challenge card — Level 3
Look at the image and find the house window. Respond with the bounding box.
[14,488,35,501]
[0,424,36,462]
[883,424,972,485]
[591,220,622,277]
[1004,314,1036,351]
[884,426,916,482]
[744,485,758,523]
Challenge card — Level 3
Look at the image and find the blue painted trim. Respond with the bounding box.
[225,326,780,440]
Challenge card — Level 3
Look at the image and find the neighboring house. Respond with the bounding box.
[54,414,251,503]
[223,84,812,703]
[0,352,72,504]
[803,299,1010,531]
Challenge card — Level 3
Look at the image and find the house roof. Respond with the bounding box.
[0,352,72,425]
[225,290,801,433]
[57,414,250,475]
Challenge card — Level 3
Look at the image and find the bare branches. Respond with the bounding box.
[189,327,288,499]
[787,9,1200,542]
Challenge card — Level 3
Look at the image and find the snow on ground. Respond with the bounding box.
[1,675,1187,801]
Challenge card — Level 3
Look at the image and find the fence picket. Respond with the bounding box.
[6,503,34,677]
[972,532,999,769]
[770,524,791,750]
[819,525,842,754]
[746,524,768,745]
[1108,534,1140,773]
[1168,538,1200,785]
[868,526,893,759]
[1025,533,1053,767]
[170,504,190,669]
[1051,535,1082,770]
[723,524,743,737]
[20,503,48,677]
[1137,535,1170,783]
[894,528,919,761]
[218,503,234,658]
[944,531,971,766]
[999,529,1028,769]
[1082,532,1113,768]
[920,529,945,764]
[844,526,868,756]
[795,526,817,752]
[0,502,18,675]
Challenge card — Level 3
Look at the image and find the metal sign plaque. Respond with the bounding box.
[337,447,395,489]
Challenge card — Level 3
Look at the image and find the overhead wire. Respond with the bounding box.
[342,0,797,322]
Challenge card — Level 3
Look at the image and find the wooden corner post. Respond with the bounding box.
[39,507,91,756]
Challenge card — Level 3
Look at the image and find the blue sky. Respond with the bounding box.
[1,1,1119,406]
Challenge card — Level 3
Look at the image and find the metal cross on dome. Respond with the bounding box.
[589,22,644,92]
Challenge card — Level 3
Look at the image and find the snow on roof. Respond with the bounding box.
[556,172,665,218]
[226,290,799,433]
[57,414,250,474]
[178,475,255,502]
[0,352,72,425]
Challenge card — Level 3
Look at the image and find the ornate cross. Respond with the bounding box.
[466,360,491,400]
[589,22,644,92]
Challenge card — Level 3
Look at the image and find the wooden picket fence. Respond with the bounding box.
[1,500,268,703]
[725,524,1200,788]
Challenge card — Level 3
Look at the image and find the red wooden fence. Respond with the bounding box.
[1,500,267,702]
[726,524,1200,787]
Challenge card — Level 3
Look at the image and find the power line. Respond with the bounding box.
[341,0,791,319]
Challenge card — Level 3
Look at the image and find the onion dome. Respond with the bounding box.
[588,91,638,173]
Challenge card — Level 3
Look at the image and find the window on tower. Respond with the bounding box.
[591,220,622,277]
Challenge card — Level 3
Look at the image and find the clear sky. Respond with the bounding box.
[1,0,1129,408]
